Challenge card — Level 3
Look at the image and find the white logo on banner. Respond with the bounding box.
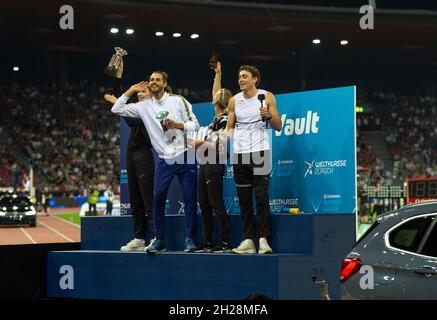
[177,201,185,215]
[304,160,315,177]
[310,197,323,212]
[304,159,347,177]
[275,111,320,136]
[311,194,343,213]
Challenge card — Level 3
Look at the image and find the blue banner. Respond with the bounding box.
[120,86,356,215]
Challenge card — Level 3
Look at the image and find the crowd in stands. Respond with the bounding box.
[0,139,27,188]
[1,82,436,195]
[373,91,437,180]
[2,81,119,194]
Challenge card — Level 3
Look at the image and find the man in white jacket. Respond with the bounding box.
[111,71,199,253]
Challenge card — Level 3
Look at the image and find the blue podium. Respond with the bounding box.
[47,86,358,299]
[46,214,355,299]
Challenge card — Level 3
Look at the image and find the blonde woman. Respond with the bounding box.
[193,61,233,253]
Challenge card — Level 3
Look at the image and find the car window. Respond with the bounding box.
[356,221,379,245]
[420,219,437,258]
[0,196,31,206]
[389,216,434,253]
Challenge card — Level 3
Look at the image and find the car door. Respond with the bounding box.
[403,215,437,299]
[385,214,436,299]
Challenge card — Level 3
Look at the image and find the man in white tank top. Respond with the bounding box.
[225,65,282,254]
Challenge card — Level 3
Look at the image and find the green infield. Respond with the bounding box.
[56,212,81,225]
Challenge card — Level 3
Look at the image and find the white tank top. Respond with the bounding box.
[233,89,271,154]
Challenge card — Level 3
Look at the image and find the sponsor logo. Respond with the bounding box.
[222,196,240,214]
[275,111,320,136]
[304,160,315,178]
[323,194,341,199]
[269,198,299,213]
[275,159,296,177]
[304,159,347,177]
[311,194,343,213]
[223,197,234,213]
[177,201,185,215]
[311,196,323,212]
[120,171,128,184]
[224,165,234,179]
[277,160,294,165]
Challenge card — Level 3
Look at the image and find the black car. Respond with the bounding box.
[0,194,36,227]
[0,190,14,198]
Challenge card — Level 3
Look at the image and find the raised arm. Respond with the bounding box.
[111,81,149,118]
[103,59,123,105]
[114,59,123,96]
[225,97,236,137]
[212,61,222,98]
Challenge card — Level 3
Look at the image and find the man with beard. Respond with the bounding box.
[112,71,199,253]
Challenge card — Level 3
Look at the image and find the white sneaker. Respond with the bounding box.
[144,238,156,251]
[258,237,273,254]
[232,239,256,254]
[120,239,146,252]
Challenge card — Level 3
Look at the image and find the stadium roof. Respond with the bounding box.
[2,0,437,64]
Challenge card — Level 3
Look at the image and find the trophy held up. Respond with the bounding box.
[104,47,128,77]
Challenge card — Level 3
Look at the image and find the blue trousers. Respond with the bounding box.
[153,153,197,241]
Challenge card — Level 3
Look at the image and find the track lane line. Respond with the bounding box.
[37,220,75,242]
[20,227,37,244]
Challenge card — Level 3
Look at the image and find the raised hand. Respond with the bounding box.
[214,61,221,74]
[104,94,117,104]
[129,81,149,93]
[115,59,124,79]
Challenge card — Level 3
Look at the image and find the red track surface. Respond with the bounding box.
[0,214,80,245]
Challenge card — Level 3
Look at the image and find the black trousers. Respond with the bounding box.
[233,150,271,240]
[88,203,97,216]
[127,147,155,240]
[198,163,230,244]
[106,201,113,215]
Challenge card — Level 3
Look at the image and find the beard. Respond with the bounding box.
[150,85,164,94]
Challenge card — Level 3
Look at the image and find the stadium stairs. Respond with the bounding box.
[361,131,393,172]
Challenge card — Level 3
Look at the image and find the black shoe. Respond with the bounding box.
[195,242,212,253]
[212,242,232,253]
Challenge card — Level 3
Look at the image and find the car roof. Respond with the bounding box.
[377,201,437,223]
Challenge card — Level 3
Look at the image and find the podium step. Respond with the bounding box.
[81,214,314,254]
[49,214,355,299]
[48,250,326,300]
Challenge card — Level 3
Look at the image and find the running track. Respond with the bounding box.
[0,214,80,245]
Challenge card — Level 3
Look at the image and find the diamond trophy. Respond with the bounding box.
[104,47,128,77]
[156,111,170,131]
